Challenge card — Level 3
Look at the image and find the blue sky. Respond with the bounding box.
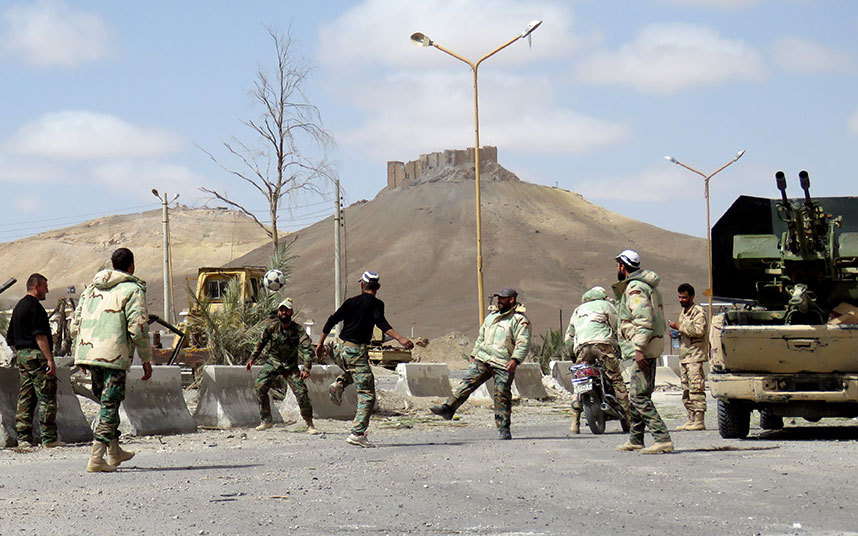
[1,0,856,242]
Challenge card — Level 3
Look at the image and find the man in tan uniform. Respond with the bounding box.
[669,283,709,431]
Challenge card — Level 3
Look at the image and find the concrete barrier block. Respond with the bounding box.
[513,363,549,399]
[193,365,283,429]
[279,365,357,421]
[0,367,17,446]
[392,363,452,398]
[655,366,681,388]
[661,354,681,376]
[549,360,576,394]
[118,366,197,437]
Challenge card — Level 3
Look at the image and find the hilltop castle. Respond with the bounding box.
[386,146,507,189]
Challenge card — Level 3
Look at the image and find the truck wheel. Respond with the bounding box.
[759,409,784,430]
[717,399,750,439]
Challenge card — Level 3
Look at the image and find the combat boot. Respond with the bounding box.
[686,411,706,431]
[570,410,581,434]
[641,440,674,454]
[305,419,320,435]
[430,403,455,421]
[329,381,344,407]
[107,438,134,466]
[615,440,644,452]
[499,429,512,440]
[255,421,273,431]
[87,441,117,473]
[676,411,695,431]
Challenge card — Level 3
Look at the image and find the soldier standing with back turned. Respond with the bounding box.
[669,283,709,431]
[612,250,674,454]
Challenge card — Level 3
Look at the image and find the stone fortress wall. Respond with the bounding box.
[386,146,498,189]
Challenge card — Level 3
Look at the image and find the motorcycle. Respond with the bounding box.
[569,359,629,434]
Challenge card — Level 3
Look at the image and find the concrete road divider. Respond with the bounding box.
[392,363,452,398]
[549,360,576,394]
[118,366,197,437]
[193,365,283,429]
[0,366,92,446]
[512,363,549,399]
[279,365,357,421]
[655,366,681,388]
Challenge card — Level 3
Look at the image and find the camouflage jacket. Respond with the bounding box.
[679,303,709,364]
[472,305,532,370]
[565,287,617,354]
[612,269,665,360]
[250,319,313,370]
[71,269,151,370]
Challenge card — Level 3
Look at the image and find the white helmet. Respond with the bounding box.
[615,249,640,269]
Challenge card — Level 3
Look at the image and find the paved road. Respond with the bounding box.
[1,394,857,535]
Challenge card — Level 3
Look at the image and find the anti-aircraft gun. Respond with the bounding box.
[709,170,858,438]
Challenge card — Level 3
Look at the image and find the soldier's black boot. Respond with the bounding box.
[430,403,454,420]
[499,429,512,440]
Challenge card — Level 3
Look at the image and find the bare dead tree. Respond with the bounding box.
[201,28,334,251]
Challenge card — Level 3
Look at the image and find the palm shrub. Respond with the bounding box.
[533,328,571,374]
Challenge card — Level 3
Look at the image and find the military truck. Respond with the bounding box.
[368,326,414,369]
[709,170,858,438]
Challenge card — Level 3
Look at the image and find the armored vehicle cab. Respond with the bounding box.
[710,170,858,438]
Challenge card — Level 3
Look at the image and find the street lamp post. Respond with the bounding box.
[152,189,180,324]
[664,150,745,321]
[410,20,543,325]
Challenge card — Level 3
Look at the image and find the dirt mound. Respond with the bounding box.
[413,330,473,370]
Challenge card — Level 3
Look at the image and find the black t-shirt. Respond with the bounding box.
[7,294,53,351]
[322,292,393,345]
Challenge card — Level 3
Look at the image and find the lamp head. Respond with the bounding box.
[735,149,746,161]
[665,156,678,164]
[521,20,543,38]
[151,188,159,197]
[410,32,432,47]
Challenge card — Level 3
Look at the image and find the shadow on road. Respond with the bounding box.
[382,441,468,448]
[677,445,780,454]
[122,463,263,472]
[750,426,858,441]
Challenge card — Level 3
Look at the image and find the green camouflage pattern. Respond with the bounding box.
[575,342,630,417]
[612,269,666,360]
[71,269,151,370]
[680,361,707,413]
[90,366,127,444]
[447,359,514,432]
[678,303,709,364]
[15,348,57,444]
[256,363,312,422]
[333,343,375,436]
[250,320,313,369]
[628,358,670,444]
[565,287,618,354]
[471,305,532,370]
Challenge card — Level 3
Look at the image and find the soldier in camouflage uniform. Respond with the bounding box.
[71,248,152,472]
[565,286,629,434]
[315,271,413,448]
[669,283,709,431]
[246,298,318,434]
[7,273,60,447]
[612,250,674,454]
[430,288,532,440]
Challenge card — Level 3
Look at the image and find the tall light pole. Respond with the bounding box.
[664,150,745,321]
[410,20,542,325]
[152,189,179,324]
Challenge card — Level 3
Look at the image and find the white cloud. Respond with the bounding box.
[772,37,854,74]
[12,195,41,215]
[657,0,762,8]
[575,23,766,94]
[0,1,113,67]
[0,155,68,183]
[90,161,206,202]
[849,108,858,136]
[7,111,183,159]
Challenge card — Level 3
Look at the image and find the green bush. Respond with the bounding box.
[532,328,572,374]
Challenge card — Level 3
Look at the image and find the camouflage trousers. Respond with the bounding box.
[256,362,312,422]
[573,343,630,417]
[90,366,127,444]
[628,358,670,444]
[680,361,707,413]
[15,349,58,444]
[333,343,375,436]
[447,359,515,432]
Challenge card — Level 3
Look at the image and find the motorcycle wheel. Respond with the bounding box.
[583,394,606,434]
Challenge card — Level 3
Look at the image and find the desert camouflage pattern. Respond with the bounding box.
[90,367,127,444]
[471,305,532,370]
[15,348,57,445]
[250,319,313,369]
[333,343,375,435]
[574,342,630,418]
[612,269,666,360]
[680,361,707,413]
[256,364,311,422]
[678,303,709,364]
[447,359,515,432]
[71,269,151,370]
[708,313,726,370]
[565,286,618,354]
[628,358,670,444]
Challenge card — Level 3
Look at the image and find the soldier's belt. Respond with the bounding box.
[340,340,367,349]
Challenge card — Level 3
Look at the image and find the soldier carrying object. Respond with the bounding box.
[8,273,61,448]
[430,287,532,440]
[71,248,153,472]
[612,250,674,454]
[565,285,629,434]
[669,283,709,431]
[246,298,319,435]
[314,270,414,448]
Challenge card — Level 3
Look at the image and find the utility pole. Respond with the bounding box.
[333,179,342,309]
[152,189,179,324]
